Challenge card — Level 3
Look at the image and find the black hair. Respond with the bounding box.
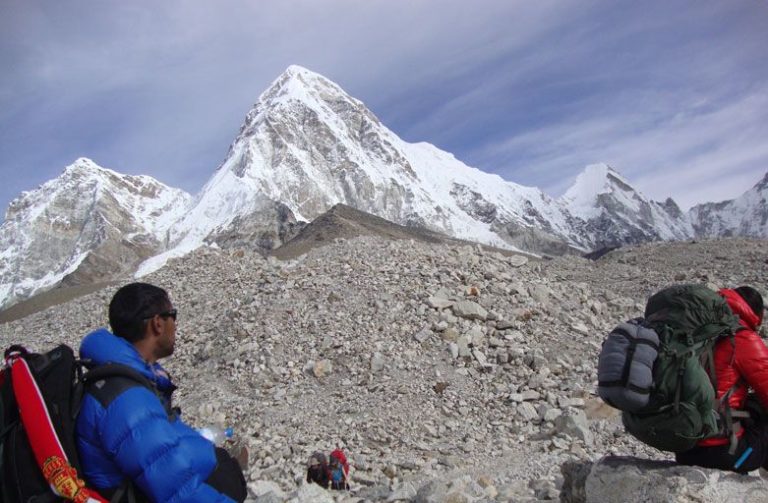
[108,282,171,342]
[734,286,764,322]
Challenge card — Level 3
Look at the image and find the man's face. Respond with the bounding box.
[154,305,177,360]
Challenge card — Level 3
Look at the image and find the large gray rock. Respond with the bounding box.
[248,480,286,500]
[563,456,768,503]
[554,409,592,446]
[295,482,334,503]
[452,300,488,321]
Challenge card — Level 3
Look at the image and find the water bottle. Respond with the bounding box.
[198,426,234,446]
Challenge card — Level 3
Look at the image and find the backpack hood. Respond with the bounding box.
[308,451,328,467]
[79,328,174,390]
[720,288,762,331]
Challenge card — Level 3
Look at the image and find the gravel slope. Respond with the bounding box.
[1,237,765,501]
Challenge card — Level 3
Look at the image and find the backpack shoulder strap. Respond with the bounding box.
[82,364,176,421]
[83,364,154,388]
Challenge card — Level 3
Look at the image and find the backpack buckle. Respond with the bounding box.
[3,345,28,366]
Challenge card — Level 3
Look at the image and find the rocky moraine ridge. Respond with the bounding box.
[1,237,767,502]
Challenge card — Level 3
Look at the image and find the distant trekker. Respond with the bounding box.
[329,449,350,490]
[306,448,350,490]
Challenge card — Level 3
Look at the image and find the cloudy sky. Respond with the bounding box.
[1,1,767,220]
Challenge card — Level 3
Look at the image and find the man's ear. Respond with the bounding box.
[147,315,163,337]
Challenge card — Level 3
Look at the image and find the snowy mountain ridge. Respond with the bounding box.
[689,172,768,238]
[0,158,191,309]
[560,163,694,246]
[1,66,766,312]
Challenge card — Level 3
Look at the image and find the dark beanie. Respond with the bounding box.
[734,286,764,321]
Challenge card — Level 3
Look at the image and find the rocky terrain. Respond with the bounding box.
[1,236,767,501]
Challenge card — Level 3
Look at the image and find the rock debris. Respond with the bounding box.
[1,236,766,501]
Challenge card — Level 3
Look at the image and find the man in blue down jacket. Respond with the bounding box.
[76,283,246,502]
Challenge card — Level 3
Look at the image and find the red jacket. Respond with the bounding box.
[699,288,768,447]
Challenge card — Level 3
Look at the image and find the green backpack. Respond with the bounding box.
[621,284,745,453]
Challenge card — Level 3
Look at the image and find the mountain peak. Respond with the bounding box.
[282,64,321,79]
[560,163,632,218]
[1,158,192,312]
[560,163,693,243]
[573,163,630,192]
[233,65,356,145]
[258,64,345,106]
[62,157,106,177]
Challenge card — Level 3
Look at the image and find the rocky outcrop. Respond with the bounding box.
[562,456,768,503]
[271,203,520,260]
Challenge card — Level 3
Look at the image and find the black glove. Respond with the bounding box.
[205,447,247,502]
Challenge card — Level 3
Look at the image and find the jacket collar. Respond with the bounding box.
[79,328,174,391]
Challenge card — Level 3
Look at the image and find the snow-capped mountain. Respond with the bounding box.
[3,66,767,313]
[0,158,191,310]
[141,65,588,275]
[560,164,693,248]
[689,172,768,238]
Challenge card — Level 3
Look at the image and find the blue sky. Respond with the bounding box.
[1,0,767,220]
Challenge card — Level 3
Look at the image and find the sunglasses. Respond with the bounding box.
[143,308,178,321]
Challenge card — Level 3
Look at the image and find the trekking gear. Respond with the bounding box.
[733,446,753,469]
[0,344,161,502]
[306,451,330,487]
[1,345,108,503]
[597,318,659,411]
[597,284,746,453]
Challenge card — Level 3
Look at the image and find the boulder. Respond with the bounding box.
[562,456,768,503]
[427,296,454,309]
[452,301,488,321]
[554,409,592,446]
[248,480,285,502]
[508,255,529,267]
[296,481,334,503]
[312,359,332,378]
[371,352,386,373]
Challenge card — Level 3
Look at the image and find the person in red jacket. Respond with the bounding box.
[329,449,350,490]
[676,286,768,472]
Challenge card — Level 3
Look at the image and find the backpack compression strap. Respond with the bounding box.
[9,355,109,503]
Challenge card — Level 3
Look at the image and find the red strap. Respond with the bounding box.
[10,357,109,503]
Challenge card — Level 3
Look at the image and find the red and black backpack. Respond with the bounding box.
[0,344,154,503]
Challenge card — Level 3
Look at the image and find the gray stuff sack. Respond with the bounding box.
[597,318,660,412]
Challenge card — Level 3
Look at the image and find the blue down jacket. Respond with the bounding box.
[76,329,233,502]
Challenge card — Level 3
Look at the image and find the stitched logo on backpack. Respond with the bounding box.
[42,455,90,502]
